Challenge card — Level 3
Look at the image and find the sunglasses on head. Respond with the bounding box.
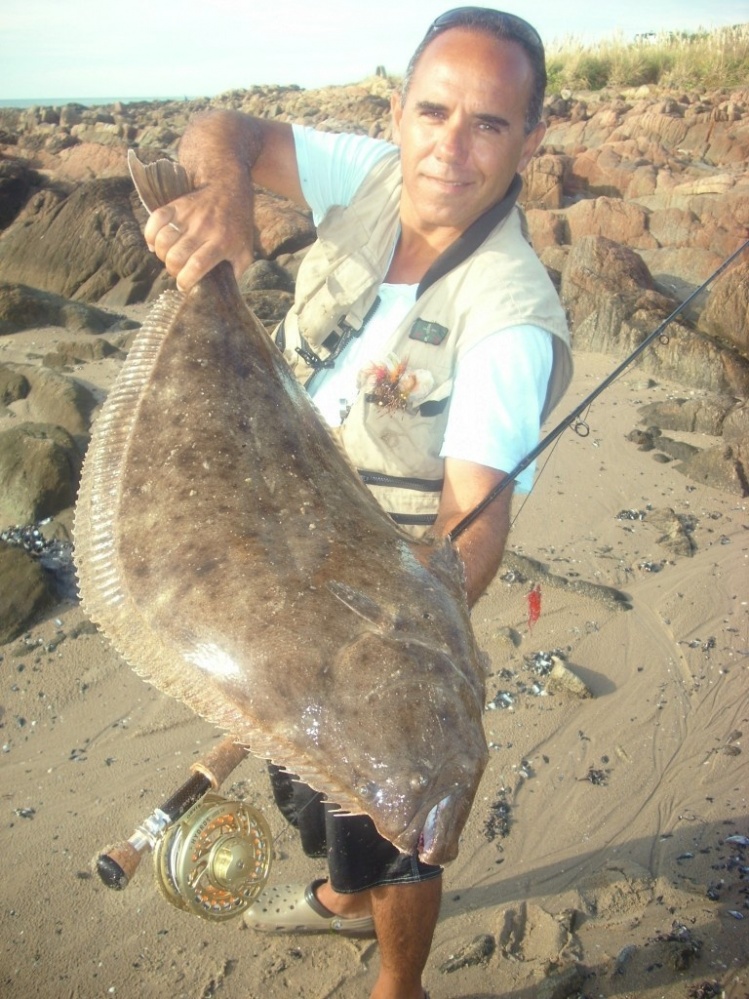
[427,7,544,52]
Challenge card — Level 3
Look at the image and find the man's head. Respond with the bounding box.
[391,8,548,240]
[402,7,547,135]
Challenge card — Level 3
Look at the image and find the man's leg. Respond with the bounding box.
[370,876,441,999]
[317,877,440,999]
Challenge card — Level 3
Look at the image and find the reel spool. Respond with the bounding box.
[152,792,272,921]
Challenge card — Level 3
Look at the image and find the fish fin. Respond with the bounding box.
[326,580,385,626]
[127,149,193,214]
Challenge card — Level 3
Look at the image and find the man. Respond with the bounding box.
[145,9,571,998]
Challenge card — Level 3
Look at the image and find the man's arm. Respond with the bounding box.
[143,110,304,292]
[430,457,513,608]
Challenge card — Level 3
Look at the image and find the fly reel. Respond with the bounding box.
[152,792,272,921]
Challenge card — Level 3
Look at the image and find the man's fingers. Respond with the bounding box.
[172,243,229,293]
[144,205,180,251]
[141,192,254,292]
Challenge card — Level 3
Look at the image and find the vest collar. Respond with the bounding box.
[416,173,522,299]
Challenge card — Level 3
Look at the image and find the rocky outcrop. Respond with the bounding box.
[0,78,747,549]
[0,179,160,306]
[561,236,749,398]
[2,82,747,397]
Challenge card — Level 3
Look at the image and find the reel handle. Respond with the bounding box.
[96,738,249,890]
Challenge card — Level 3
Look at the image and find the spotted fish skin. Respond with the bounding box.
[73,155,489,865]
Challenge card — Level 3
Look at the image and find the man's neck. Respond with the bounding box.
[385,224,461,285]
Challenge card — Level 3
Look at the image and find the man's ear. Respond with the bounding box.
[391,92,404,146]
[518,120,546,173]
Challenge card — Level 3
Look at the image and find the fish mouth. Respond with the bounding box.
[388,791,469,866]
[419,796,451,861]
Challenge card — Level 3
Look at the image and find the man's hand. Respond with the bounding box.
[143,111,303,293]
[144,183,255,293]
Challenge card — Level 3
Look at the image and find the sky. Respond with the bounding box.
[2,0,746,100]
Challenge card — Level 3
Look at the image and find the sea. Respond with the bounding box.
[0,96,195,109]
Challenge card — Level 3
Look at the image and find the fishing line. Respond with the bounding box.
[448,237,749,543]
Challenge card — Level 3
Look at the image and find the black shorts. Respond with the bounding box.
[268,764,442,894]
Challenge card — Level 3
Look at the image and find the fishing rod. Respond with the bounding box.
[448,237,749,543]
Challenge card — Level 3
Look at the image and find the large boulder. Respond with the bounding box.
[0,541,56,644]
[253,189,316,258]
[677,439,749,496]
[564,197,657,250]
[0,422,82,525]
[562,236,749,397]
[0,177,161,304]
[700,258,749,355]
[8,365,98,436]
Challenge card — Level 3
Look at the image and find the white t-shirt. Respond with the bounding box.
[292,125,553,492]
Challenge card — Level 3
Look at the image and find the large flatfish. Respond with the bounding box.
[73,153,489,865]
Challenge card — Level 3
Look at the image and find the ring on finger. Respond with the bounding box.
[168,221,181,233]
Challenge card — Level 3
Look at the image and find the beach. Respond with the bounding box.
[1,320,747,999]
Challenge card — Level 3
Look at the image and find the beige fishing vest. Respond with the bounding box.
[275,150,572,535]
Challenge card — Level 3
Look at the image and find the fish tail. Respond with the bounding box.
[127,149,193,214]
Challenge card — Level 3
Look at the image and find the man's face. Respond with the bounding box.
[392,27,545,240]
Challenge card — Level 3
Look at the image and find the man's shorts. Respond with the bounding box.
[268,764,442,894]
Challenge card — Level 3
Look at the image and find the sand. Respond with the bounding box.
[1,322,747,999]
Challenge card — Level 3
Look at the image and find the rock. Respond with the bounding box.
[0,366,30,406]
[563,234,657,311]
[626,428,656,450]
[645,507,697,556]
[0,159,38,230]
[439,933,495,972]
[3,81,748,401]
[0,178,161,304]
[563,238,749,397]
[242,290,294,330]
[652,435,701,462]
[723,401,749,441]
[546,657,593,698]
[676,440,749,496]
[701,257,749,354]
[537,964,588,999]
[525,209,567,253]
[51,142,129,183]
[522,154,569,209]
[240,258,296,293]
[253,189,316,259]
[567,143,658,199]
[9,365,98,436]
[0,281,120,335]
[637,397,731,435]
[565,197,656,250]
[42,338,122,369]
[0,423,81,525]
[0,541,56,644]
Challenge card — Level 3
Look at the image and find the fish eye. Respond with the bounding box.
[356,781,378,800]
[410,773,429,790]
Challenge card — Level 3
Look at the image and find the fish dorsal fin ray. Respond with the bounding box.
[127,149,193,214]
